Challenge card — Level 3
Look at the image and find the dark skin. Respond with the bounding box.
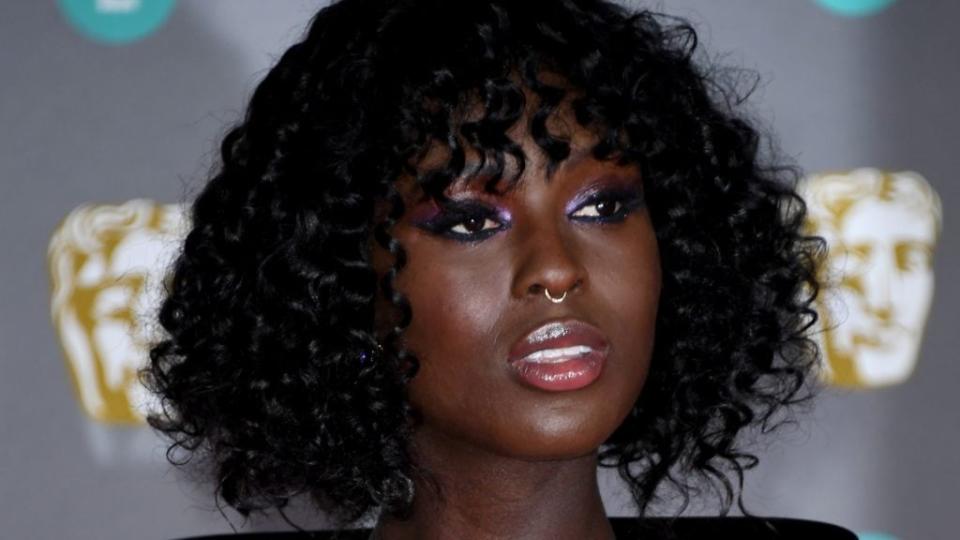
[370,109,661,539]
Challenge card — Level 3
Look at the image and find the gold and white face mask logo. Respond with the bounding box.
[801,169,942,389]
[48,200,187,424]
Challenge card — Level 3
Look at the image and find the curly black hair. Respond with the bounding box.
[142,0,826,530]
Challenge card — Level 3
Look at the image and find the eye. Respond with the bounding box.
[570,198,623,219]
[568,187,645,223]
[414,200,509,242]
[450,216,502,235]
[895,241,932,272]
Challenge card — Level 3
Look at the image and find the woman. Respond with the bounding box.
[145,0,853,538]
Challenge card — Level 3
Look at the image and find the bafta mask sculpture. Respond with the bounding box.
[800,169,942,388]
[48,200,186,423]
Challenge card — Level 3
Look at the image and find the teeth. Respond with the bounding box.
[520,345,594,364]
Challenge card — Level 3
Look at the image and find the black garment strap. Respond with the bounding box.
[173,516,857,540]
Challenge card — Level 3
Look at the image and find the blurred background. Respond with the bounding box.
[1,1,957,539]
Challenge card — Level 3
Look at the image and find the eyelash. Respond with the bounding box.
[417,188,645,243]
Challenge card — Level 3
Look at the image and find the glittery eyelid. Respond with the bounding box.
[413,199,512,241]
[440,199,512,225]
[566,184,645,217]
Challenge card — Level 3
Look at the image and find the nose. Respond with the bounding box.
[510,219,587,301]
[862,242,895,324]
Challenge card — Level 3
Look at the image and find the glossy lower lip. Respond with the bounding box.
[509,348,608,392]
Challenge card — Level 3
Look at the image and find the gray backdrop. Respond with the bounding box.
[1,1,957,539]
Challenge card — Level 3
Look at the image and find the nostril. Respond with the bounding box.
[529,278,584,299]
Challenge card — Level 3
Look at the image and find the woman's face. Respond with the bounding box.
[374,125,661,462]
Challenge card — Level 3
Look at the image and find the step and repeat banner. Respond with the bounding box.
[2,1,956,539]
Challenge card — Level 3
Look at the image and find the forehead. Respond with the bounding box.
[841,200,937,241]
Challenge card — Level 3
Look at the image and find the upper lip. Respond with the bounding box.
[507,318,610,363]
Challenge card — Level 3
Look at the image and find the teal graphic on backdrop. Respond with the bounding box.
[857,532,900,540]
[815,0,897,17]
[58,0,176,45]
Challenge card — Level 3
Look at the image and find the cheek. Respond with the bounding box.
[590,221,661,318]
[392,240,508,405]
[584,222,661,390]
[399,250,501,348]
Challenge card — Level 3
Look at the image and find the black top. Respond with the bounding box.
[175,517,857,539]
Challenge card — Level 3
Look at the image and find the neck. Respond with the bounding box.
[370,425,615,540]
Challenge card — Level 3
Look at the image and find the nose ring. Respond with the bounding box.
[544,288,567,303]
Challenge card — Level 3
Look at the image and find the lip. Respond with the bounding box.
[507,319,611,392]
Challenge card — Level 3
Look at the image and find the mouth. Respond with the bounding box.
[507,319,611,392]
